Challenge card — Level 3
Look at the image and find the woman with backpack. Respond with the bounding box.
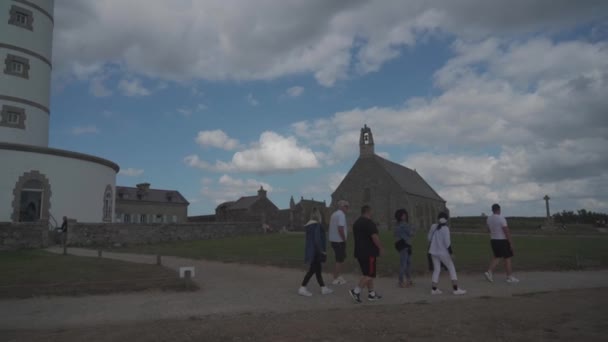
[298,207,334,297]
[394,208,415,288]
[427,212,467,295]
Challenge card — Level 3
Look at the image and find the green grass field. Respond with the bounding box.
[0,250,197,299]
[117,231,608,277]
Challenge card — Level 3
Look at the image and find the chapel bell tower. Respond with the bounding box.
[359,124,375,157]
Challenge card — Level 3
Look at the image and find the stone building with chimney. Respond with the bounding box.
[215,186,280,224]
[115,183,189,224]
[331,125,447,230]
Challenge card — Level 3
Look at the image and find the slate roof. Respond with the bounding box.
[373,155,445,202]
[116,186,189,204]
[229,196,261,210]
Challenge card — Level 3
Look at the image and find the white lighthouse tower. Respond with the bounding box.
[0,0,120,224]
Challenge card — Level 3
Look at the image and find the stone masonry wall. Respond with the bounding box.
[0,222,49,250]
[67,222,262,247]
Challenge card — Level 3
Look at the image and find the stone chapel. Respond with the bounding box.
[331,125,448,230]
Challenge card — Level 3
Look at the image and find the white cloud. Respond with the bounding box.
[286,86,305,97]
[293,38,608,161]
[186,131,320,173]
[377,151,390,159]
[118,78,151,97]
[89,75,112,97]
[329,172,347,192]
[71,125,99,135]
[195,130,240,150]
[175,103,206,117]
[118,168,145,177]
[200,175,273,205]
[403,144,608,215]
[54,1,607,87]
[246,93,259,106]
[301,171,346,200]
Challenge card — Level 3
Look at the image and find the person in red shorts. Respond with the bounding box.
[349,205,384,303]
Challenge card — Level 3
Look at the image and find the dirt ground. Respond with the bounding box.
[3,288,606,342]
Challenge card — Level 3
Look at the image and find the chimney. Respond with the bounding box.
[258,186,267,198]
[136,183,151,191]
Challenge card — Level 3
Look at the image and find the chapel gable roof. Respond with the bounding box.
[373,155,445,202]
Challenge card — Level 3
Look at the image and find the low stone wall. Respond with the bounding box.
[67,222,263,247]
[0,222,50,250]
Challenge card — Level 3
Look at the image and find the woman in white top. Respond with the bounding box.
[427,212,467,295]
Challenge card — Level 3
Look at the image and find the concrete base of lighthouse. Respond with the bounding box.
[0,143,119,225]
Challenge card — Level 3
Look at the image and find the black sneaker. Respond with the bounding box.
[349,289,361,303]
[368,292,383,301]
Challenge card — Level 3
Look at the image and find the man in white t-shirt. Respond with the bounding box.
[484,203,519,283]
[329,200,349,285]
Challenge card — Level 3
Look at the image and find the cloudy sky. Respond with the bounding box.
[49,0,608,216]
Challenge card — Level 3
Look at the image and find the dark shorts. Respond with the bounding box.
[331,242,346,263]
[491,239,514,258]
[357,256,377,278]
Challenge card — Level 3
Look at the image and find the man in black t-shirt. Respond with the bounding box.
[349,205,384,303]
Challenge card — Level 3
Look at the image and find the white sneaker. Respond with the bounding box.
[431,289,443,295]
[484,271,494,283]
[298,286,313,297]
[332,277,346,285]
[506,276,520,284]
[321,287,334,295]
[453,288,467,295]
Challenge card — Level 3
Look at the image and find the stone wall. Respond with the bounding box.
[67,222,262,247]
[0,222,49,250]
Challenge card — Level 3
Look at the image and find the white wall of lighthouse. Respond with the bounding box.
[0,0,54,147]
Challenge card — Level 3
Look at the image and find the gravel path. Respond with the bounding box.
[1,247,607,330]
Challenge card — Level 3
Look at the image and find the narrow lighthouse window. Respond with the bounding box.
[364,133,370,144]
[8,5,34,31]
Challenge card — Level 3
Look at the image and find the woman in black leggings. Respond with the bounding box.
[298,208,334,296]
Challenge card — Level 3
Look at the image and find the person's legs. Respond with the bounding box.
[398,249,407,284]
[505,258,513,277]
[440,254,458,283]
[439,254,467,295]
[431,255,441,288]
[301,262,316,287]
[404,250,412,284]
[488,257,501,272]
[332,242,346,282]
[314,261,325,287]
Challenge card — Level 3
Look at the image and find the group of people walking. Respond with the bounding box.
[298,201,518,302]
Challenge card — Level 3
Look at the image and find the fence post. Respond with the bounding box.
[156,254,162,266]
[98,249,102,258]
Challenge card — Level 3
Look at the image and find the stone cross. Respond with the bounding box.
[543,195,551,219]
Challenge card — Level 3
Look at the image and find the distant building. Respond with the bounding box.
[115,183,189,224]
[284,196,329,230]
[331,125,447,230]
[215,186,279,224]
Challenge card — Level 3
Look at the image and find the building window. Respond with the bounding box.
[140,214,147,223]
[0,105,26,130]
[156,214,163,223]
[172,215,177,223]
[8,5,34,31]
[124,214,131,223]
[102,185,113,222]
[4,54,30,79]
